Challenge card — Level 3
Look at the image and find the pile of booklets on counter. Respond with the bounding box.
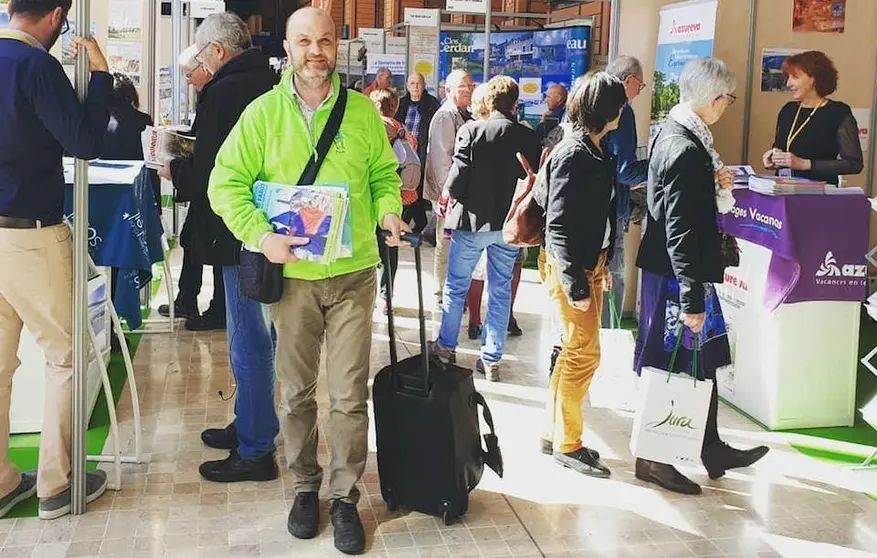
[251,181,352,264]
[141,126,195,170]
[748,174,827,195]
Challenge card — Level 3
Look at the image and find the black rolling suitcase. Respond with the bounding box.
[372,234,503,526]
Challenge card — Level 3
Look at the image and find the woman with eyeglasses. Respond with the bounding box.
[634,58,769,496]
[763,50,863,185]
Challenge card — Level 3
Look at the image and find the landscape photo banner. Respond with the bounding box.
[650,0,718,139]
[438,26,590,126]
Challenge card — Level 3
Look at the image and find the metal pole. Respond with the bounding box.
[142,0,156,118]
[483,0,491,80]
[171,0,182,126]
[71,0,91,516]
[608,0,620,61]
[867,48,877,195]
[741,0,758,163]
[171,0,183,235]
[184,3,194,125]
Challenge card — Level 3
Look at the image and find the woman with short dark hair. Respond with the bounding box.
[538,71,627,477]
[102,73,152,161]
[763,50,863,185]
[635,58,768,496]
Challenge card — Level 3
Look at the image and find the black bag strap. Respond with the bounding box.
[298,87,348,186]
[473,392,504,478]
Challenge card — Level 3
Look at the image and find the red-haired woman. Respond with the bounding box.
[763,50,863,185]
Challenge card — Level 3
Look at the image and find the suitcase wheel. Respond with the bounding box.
[386,498,398,513]
[442,510,454,526]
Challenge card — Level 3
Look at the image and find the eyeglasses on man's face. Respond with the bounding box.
[628,74,647,93]
[61,17,70,35]
[193,42,213,65]
[184,64,203,80]
[723,93,737,105]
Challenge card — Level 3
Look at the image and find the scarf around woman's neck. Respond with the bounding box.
[668,103,735,214]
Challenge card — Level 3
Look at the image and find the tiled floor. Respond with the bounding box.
[6,247,877,557]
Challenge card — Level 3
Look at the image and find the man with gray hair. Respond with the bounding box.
[602,55,650,328]
[425,68,473,306]
[159,11,281,483]
[179,43,210,93]
[157,43,213,324]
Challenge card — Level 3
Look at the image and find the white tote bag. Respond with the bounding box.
[629,337,712,468]
[589,293,638,411]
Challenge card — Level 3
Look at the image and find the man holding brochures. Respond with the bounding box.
[208,7,406,555]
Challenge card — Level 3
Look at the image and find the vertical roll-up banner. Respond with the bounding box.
[650,0,718,140]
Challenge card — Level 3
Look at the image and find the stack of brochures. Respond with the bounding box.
[252,181,352,264]
[748,174,827,195]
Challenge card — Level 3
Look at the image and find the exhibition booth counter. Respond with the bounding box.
[716,187,870,430]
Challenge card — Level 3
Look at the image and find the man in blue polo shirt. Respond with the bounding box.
[0,0,112,519]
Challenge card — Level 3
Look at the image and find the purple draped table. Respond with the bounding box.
[719,188,869,311]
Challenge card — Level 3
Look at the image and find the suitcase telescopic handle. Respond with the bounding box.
[379,231,430,391]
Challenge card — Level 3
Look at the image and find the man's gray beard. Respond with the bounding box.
[294,67,333,90]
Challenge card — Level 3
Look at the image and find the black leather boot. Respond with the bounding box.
[702,442,770,480]
[201,422,237,450]
[199,451,278,483]
[635,458,701,495]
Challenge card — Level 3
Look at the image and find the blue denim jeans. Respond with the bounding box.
[438,230,519,365]
[223,265,278,460]
[601,218,626,328]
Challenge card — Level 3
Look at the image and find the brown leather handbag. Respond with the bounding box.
[502,152,548,248]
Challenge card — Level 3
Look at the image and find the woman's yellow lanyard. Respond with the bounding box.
[785,99,827,151]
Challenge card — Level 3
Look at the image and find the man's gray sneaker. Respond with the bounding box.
[0,472,36,519]
[39,470,108,520]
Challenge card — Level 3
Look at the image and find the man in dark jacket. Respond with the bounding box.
[157,43,218,325]
[159,11,281,483]
[429,76,540,383]
[395,72,440,233]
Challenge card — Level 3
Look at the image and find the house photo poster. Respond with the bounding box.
[761,48,806,93]
[651,0,718,140]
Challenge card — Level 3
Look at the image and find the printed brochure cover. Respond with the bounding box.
[252,181,352,263]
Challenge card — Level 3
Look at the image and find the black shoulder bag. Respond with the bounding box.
[238,87,349,303]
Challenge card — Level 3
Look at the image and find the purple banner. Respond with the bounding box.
[720,189,869,309]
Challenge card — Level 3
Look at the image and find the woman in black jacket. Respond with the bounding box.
[102,73,153,161]
[539,72,627,478]
[634,58,768,495]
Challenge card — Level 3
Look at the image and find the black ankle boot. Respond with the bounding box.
[201,422,237,450]
[635,458,701,495]
[330,500,366,555]
[199,451,278,483]
[702,442,770,480]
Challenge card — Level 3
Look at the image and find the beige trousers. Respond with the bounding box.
[270,268,376,503]
[0,224,74,498]
[433,216,448,302]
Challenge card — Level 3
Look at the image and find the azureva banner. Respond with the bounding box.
[650,0,718,139]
